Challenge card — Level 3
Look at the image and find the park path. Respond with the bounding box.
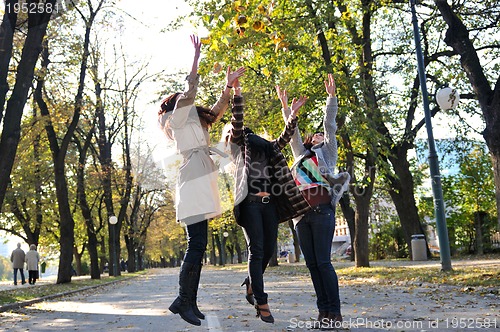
[0,259,498,331]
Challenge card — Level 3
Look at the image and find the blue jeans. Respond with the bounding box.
[13,268,25,285]
[183,219,208,265]
[295,204,341,314]
[238,200,279,305]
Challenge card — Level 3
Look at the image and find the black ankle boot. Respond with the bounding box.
[169,262,201,326]
[190,264,205,320]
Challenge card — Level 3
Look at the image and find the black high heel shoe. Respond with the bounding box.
[255,304,274,324]
[241,277,255,305]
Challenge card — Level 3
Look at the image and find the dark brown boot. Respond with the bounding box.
[320,312,343,330]
[312,311,328,329]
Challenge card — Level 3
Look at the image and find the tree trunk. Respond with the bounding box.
[0,0,18,125]
[387,147,429,251]
[94,80,117,276]
[35,2,95,281]
[75,128,101,279]
[32,107,44,245]
[233,227,243,263]
[125,235,136,272]
[288,220,301,263]
[353,186,372,268]
[215,233,223,266]
[435,0,500,229]
[474,211,486,255]
[35,44,75,284]
[339,196,356,261]
[0,1,55,212]
[210,230,216,265]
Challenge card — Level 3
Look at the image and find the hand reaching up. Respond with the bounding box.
[191,35,201,61]
[275,85,288,110]
[290,96,308,118]
[324,73,336,98]
[190,35,201,75]
[226,67,246,88]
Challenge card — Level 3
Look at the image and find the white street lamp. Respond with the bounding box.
[436,86,460,110]
[109,216,118,277]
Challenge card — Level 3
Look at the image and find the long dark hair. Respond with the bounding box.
[158,93,217,127]
[158,92,181,116]
[196,106,217,127]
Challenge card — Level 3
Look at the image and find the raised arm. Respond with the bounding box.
[176,35,202,109]
[229,78,244,145]
[212,66,246,121]
[275,95,307,151]
[322,73,339,149]
[321,73,339,166]
[276,85,305,157]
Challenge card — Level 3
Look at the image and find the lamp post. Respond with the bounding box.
[109,215,118,276]
[410,0,452,271]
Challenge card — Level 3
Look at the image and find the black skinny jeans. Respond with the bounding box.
[183,219,208,265]
[238,199,279,305]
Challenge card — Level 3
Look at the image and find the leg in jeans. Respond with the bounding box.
[296,214,329,313]
[239,202,268,305]
[260,203,279,276]
[20,269,26,284]
[184,219,208,265]
[13,268,18,285]
[309,206,340,314]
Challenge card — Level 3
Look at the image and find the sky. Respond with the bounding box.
[115,0,200,163]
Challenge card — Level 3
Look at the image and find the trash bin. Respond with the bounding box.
[411,234,427,261]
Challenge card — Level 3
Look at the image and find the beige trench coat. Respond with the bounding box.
[159,75,229,225]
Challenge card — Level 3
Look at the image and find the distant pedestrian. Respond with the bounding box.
[25,244,40,285]
[10,243,26,285]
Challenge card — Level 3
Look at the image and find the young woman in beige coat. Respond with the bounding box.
[158,35,245,326]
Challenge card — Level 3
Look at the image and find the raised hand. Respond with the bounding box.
[190,35,202,76]
[190,35,201,62]
[275,85,288,109]
[226,66,246,88]
[324,73,336,98]
[290,96,308,118]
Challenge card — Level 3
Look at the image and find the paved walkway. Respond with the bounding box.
[0,259,498,331]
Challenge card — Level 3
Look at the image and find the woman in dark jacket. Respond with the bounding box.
[225,78,310,323]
